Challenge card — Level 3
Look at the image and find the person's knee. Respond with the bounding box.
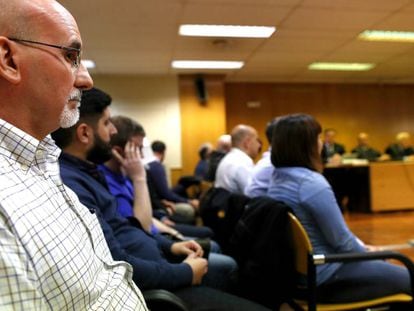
[210,240,221,253]
[208,253,238,273]
[203,253,239,291]
[175,203,195,218]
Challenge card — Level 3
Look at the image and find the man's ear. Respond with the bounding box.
[76,123,93,145]
[242,136,251,151]
[0,37,21,84]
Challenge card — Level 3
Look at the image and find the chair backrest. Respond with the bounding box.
[228,198,294,309]
[287,212,414,310]
[287,212,313,276]
[199,186,250,250]
[199,180,213,200]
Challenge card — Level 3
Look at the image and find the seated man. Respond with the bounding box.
[147,169,214,238]
[385,131,414,161]
[321,128,346,164]
[215,124,261,194]
[351,132,381,161]
[194,142,213,179]
[52,87,268,310]
[245,118,277,197]
[100,115,213,239]
[146,140,198,224]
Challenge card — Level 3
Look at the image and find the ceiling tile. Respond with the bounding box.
[374,13,414,30]
[301,0,412,11]
[187,0,301,5]
[173,36,264,60]
[281,7,392,31]
[322,40,414,63]
[56,0,414,83]
[180,3,292,25]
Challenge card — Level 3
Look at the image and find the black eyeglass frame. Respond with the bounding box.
[8,37,82,69]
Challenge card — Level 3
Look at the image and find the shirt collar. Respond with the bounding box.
[231,147,249,157]
[143,154,159,165]
[0,119,60,169]
[59,152,109,188]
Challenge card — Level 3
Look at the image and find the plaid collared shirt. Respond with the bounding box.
[0,119,147,310]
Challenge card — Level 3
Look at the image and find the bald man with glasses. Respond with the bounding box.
[0,0,147,310]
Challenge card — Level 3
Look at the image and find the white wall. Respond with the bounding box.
[91,75,182,178]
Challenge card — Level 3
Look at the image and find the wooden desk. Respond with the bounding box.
[323,164,370,213]
[324,161,414,212]
[370,161,414,212]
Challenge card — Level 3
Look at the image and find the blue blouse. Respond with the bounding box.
[266,166,365,285]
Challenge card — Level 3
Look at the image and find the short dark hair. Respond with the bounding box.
[110,116,145,148]
[52,87,112,149]
[151,140,166,153]
[271,113,322,172]
[265,118,278,144]
[198,145,210,160]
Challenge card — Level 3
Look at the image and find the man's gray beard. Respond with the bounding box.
[59,103,80,128]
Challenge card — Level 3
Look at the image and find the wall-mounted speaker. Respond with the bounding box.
[195,75,208,105]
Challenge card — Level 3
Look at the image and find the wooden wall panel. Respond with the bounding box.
[179,75,227,176]
[170,168,183,190]
[225,83,414,154]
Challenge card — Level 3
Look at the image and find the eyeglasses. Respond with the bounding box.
[8,38,82,70]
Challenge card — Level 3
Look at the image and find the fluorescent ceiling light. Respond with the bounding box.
[308,62,375,71]
[358,30,414,42]
[81,59,96,69]
[172,60,244,69]
[179,24,275,38]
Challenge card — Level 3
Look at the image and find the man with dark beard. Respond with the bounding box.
[51,87,271,311]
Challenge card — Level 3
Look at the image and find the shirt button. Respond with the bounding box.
[36,150,43,157]
[21,164,28,170]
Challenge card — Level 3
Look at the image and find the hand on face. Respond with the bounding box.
[112,140,146,181]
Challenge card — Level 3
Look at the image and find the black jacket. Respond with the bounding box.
[385,143,414,161]
[228,196,294,309]
[321,143,345,163]
[199,187,250,251]
[205,150,226,182]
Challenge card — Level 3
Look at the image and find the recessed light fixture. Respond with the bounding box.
[179,24,276,38]
[81,59,96,69]
[358,30,414,42]
[308,62,375,71]
[172,60,244,69]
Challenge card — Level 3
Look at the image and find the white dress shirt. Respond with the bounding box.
[0,119,147,310]
[245,149,275,197]
[215,147,254,194]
